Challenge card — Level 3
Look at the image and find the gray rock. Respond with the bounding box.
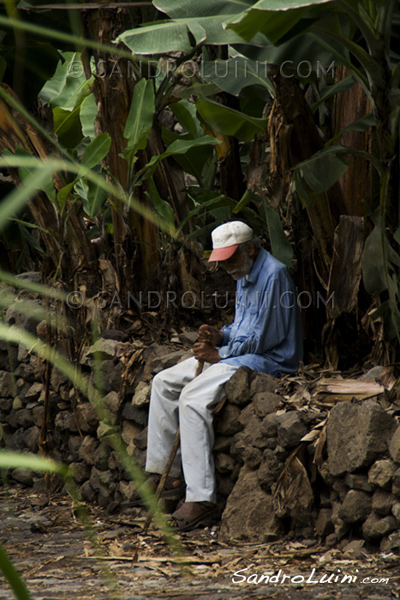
[147,350,188,376]
[89,466,113,491]
[55,411,78,432]
[131,382,150,407]
[215,453,236,474]
[119,480,137,502]
[14,363,36,382]
[25,382,43,401]
[331,502,349,540]
[50,369,68,392]
[32,405,45,427]
[238,404,254,428]
[392,467,400,496]
[327,401,396,477]
[121,402,148,426]
[75,403,99,434]
[276,412,307,448]
[0,370,14,397]
[342,539,366,558]
[93,443,111,470]
[372,489,393,516]
[391,500,400,521]
[15,408,34,428]
[213,436,232,453]
[250,372,278,395]
[389,425,400,463]
[70,461,91,483]
[242,446,262,470]
[104,391,122,414]
[121,421,142,446]
[362,513,398,541]
[260,413,278,438]
[133,427,148,451]
[216,474,235,498]
[331,479,350,501]
[81,338,120,363]
[79,481,96,503]
[220,467,282,542]
[257,449,283,492]
[339,490,371,524]
[368,459,396,489]
[97,361,124,394]
[380,531,400,552]
[11,468,35,486]
[23,426,39,452]
[79,436,99,465]
[178,331,198,347]
[6,304,38,334]
[243,414,271,450]
[315,508,333,537]
[343,473,373,492]
[97,422,117,448]
[253,392,281,418]
[215,403,242,436]
[68,436,82,461]
[224,367,251,406]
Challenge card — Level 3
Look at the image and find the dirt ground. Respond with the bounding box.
[0,486,399,600]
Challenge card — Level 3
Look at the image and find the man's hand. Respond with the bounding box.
[197,324,223,347]
[193,342,221,364]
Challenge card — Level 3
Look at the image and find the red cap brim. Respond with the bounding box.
[208,244,238,262]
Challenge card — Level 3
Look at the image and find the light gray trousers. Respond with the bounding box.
[145,357,238,503]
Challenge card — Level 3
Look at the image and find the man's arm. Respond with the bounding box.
[219,275,294,359]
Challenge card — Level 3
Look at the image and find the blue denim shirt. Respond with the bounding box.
[218,248,303,376]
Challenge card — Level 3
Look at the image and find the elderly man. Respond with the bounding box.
[144,221,303,531]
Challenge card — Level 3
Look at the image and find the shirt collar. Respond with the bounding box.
[242,248,268,287]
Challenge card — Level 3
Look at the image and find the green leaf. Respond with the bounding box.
[124,78,155,155]
[81,133,111,170]
[0,55,6,81]
[265,205,293,268]
[134,135,218,184]
[0,541,34,600]
[0,164,57,233]
[154,0,255,18]
[196,96,267,141]
[297,145,349,193]
[311,75,355,111]
[202,58,273,97]
[146,178,175,226]
[40,52,91,111]
[80,93,98,139]
[225,0,334,43]
[53,105,83,148]
[361,219,387,295]
[117,21,193,54]
[84,180,108,218]
[57,181,75,212]
[170,100,203,139]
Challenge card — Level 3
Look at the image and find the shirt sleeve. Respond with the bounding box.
[220,275,293,358]
[219,324,233,346]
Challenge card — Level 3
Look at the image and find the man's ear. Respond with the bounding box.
[246,241,256,257]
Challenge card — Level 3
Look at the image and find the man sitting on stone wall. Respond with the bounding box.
[144,221,303,531]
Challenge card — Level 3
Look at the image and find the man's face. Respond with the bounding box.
[220,244,254,280]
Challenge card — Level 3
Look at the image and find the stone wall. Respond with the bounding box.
[1,323,400,551]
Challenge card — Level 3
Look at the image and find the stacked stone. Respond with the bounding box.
[2,311,400,549]
[315,401,400,552]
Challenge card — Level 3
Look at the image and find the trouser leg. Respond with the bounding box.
[179,363,238,503]
[145,357,198,478]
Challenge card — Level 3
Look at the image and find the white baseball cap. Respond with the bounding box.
[208,221,254,262]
